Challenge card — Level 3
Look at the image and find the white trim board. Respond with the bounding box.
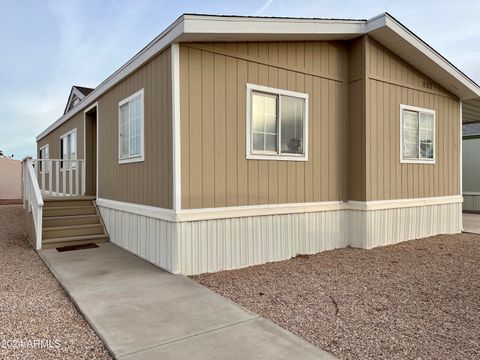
[96,198,176,222]
[171,43,181,211]
[37,13,480,142]
[96,195,463,223]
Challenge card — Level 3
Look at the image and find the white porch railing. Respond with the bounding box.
[23,157,44,250]
[33,159,86,197]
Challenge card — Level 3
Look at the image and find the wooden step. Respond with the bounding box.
[43,214,100,228]
[44,206,97,217]
[43,223,104,239]
[44,199,94,208]
[42,234,108,249]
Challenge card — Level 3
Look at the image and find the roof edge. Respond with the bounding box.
[36,12,480,141]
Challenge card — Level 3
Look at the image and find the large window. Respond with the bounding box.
[60,129,77,169]
[39,144,49,173]
[246,84,308,161]
[400,105,435,163]
[119,89,144,164]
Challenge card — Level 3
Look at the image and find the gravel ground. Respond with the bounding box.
[192,233,480,360]
[0,205,112,360]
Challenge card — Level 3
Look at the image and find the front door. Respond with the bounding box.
[85,107,97,196]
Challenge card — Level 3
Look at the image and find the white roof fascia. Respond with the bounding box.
[37,13,480,141]
[182,14,367,36]
[377,14,480,100]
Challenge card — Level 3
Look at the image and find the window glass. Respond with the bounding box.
[119,93,143,160]
[402,107,434,162]
[252,92,277,152]
[402,110,419,159]
[419,113,434,159]
[281,96,304,154]
[248,86,307,160]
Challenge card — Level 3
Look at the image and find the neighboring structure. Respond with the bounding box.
[462,122,480,211]
[0,157,22,203]
[29,13,480,275]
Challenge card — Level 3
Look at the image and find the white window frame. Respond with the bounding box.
[60,128,77,171]
[118,88,145,164]
[246,83,308,161]
[39,144,50,173]
[400,104,436,164]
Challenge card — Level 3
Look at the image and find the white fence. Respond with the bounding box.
[23,157,44,250]
[33,159,86,197]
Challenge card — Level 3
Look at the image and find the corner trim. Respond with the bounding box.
[171,43,181,211]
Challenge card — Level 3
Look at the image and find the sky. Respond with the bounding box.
[1,0,479,159]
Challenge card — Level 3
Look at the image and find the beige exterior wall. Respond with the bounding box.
[179,41,349,209]
[37,111,84,159]
[97,47,173,208]
[37,37,460,209]
[0,158,22,200]
[365,37,460,201]
[347,37,367,201]
[37,47,173,208]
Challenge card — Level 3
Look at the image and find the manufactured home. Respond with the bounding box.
[24,13,480,274]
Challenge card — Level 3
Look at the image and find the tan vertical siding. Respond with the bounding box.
[365,37,460,200]
[37,112,84,194]
[37,111,84,160]
[97,47,173,208]
[180,41,348,209]
[347,37,367,201]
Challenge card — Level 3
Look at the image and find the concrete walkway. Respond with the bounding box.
[463,213,480,234]
[40,243,335,360]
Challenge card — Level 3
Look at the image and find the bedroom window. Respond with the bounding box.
[119,89,144,164]
[400,105,435,164]
[39,144,49,173]
[246,84,308,161]
[60,129,77,169]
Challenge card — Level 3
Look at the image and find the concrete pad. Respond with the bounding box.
[72,276,256,357]
[463,213,480,234]
[39,242,336,360]
[42,246,173,292]
[121,318,335,360]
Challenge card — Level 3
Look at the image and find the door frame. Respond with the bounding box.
[83,102,99,198]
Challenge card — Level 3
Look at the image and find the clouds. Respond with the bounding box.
[0,0,478,159]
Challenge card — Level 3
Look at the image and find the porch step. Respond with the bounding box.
[43,214,100,228]
[40,196,108,249]
[43,196,95,208]
[44,206,97,217]
[43,223,104,239]
[42,234,108,249]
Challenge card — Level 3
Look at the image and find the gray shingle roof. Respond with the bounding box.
[463,122,480,136]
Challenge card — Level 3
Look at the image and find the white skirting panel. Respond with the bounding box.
[98,206,177,273]
[351,202,462,249]
[175,211,349,275]
[98,199,462,275]
[463,194,480,212]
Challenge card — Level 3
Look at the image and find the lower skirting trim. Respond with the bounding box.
[463,194,480,212]
[98,200,462,275]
